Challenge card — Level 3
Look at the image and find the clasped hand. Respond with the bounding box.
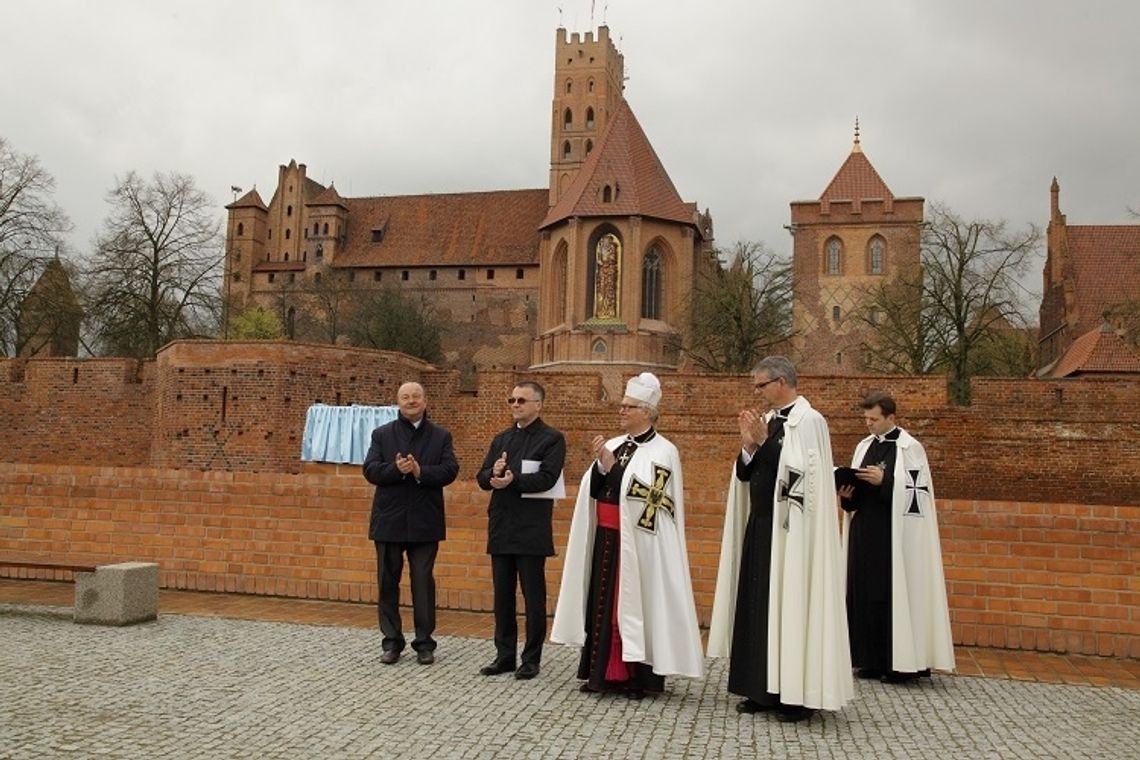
[738,409,765,453]
[591,435,615,473]
[395,452,421,479]
[489,451,514,489]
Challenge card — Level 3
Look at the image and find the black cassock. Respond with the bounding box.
[577,428,665,695]
[726,410,788,705]
[841,429,900,673]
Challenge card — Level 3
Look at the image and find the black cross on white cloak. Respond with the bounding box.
[625,464,676,533]
[779,467,805,531]
[904,468,931,516]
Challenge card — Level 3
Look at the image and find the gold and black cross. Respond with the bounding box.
[626,464,676,532]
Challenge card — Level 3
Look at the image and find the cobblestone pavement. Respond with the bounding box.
[2,604,1136,759]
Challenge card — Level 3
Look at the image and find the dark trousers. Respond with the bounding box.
[491,554,547,666]
[375,540,439,653]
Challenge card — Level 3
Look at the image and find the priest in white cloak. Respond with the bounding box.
[551,372,704,699]
[708,356,853,722]
[838,391,955,682]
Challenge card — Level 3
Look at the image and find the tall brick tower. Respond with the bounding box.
[788,124,924,374]
[532,27,715,370]
[548,26,626,208]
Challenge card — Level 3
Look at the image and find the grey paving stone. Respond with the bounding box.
[1,604,1136,759]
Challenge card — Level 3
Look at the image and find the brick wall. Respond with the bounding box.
[2,342,1139,657]
[0,462,1135,658]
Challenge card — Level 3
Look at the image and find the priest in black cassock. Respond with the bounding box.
[708,356,852,723]
[839,391,955,683]
[551,373,704,700]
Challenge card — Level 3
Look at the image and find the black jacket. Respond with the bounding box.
[363,413,459,543]
[475,418,566,556]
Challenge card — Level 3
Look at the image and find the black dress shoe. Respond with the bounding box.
[515,662,540,680]
[774,705,816,723]
[735,699,775,714]
[479,660,517,676]
[380,650,400,665]
[855,668,884,680]
[416,650,435,665]
[625,689,645,700]
[881,670,918,684]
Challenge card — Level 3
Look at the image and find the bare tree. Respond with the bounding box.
[856,261,941,374]
[0,138,73,355]
[682,241,793,373]
[348,286,443,363]
[859,203,1040,402]
[84,171,222,357]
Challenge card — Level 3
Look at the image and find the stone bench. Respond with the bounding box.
[2,560,159,625]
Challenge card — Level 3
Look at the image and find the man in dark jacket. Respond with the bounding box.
[475,381,566,680]
[363,381,459,665]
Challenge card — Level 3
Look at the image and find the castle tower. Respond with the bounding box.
[788,123,924,374]
[549,26,625,207]
[223,188,268,319]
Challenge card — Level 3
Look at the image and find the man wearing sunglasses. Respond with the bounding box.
[476,381,566,681]
[708,356,853,722]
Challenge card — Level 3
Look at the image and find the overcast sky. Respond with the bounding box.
[3,0,1138,305]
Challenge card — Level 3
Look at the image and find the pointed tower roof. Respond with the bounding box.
[541,99,696,229]
[307,183,348,210]
[226,188,268,211]
[819,121,895,203]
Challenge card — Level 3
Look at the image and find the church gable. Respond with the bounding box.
[541,99,696,229]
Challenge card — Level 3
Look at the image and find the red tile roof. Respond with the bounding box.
[820,145,894,202]
[334,189,549,268]
[308,184,348,209]
[1066,225,1140,331]
[226,188,267,211]
[1047,323,1140,377]
[541,99,697,229]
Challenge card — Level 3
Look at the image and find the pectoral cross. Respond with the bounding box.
[625,464,676,533]
[617,447,634,467]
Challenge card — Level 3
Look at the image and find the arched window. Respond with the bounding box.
[602,185,612,203]
[588,78,595,93]
[826,238,843,275]
[323,222,329,235]
[641,247,662,319]
[286,205,293,217]
[285,228,291,240]
[832,305,841,323]
[237,222,244,236]
[586,107,595,129]
[869,237,885,274]
[585,139,593,157]
[562,141,572,160]
[284,252,289,262]
[565,79,573,94]
[563,108,573,130]
[313,222,319,234]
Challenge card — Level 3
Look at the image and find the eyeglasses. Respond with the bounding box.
[618,403,644,411]
[753,377,781,390]
[507,397,538,405]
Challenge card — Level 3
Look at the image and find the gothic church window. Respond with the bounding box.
[641,247,662,319]
[832,305,841,323]
[314,222,319,235]
[585,139,593,157]
[602,185,612,203]
[564,108,573,130]
[565,79,573,94]
[237,222,244,236]
[287,205,293,216]
[869,237,885,274]
[285,229,290,240]
[323,223,329,235]
[562,141,572,160]
[826,238,843,274]
[586,107,595,129]
[588,78,595,93]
